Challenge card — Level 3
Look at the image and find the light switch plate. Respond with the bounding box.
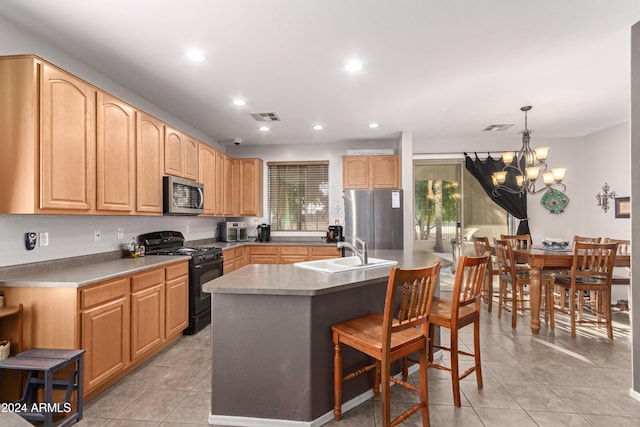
[39,232,49,246]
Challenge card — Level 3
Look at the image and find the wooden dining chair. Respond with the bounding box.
[500,234,532,250]
[428,253,489,407]
[604,238,630,286]
[573,235,602,244]
[331,262,440,427]
[494,239,555,329]
[554,242,618,339]
[472,236,498,313]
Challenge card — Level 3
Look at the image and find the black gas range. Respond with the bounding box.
[139,231,223,334]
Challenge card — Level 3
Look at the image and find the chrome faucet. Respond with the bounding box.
[337,237,368,265]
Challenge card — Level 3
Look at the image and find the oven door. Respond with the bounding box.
[190,257,223,316]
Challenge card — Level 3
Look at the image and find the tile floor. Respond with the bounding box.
[76,269,638,426]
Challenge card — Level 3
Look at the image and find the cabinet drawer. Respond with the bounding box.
[279,246,309,255]
[248,246,278,255]
[165,261,189,281]
[80,276,129,310]
[310,246,341,257]
[131,268,164,293]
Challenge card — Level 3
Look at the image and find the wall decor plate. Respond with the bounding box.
[540,188,569,214]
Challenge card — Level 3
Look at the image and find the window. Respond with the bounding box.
[268,161,329,231]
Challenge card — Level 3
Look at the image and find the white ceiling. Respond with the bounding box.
[1,0,640,146]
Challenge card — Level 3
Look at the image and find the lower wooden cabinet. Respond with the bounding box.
[80,276,130,393]
[223,248,235,273]
[78,260,188,396]
[130,269,165,362]
[244,245,341,264]
[165,263,189,337]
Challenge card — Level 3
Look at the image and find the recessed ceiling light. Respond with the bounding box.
[185,51,206,62]
[313,125,324,130]
[259,126,270,132]
[345,60,363,72]
[369,123,380,128]
[232,99,247,107]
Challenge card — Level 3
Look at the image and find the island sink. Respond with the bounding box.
[294,256,397,273]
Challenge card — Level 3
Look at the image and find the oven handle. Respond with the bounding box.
[194,258,224,270]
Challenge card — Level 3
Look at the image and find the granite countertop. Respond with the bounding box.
[203,249,449,297]
[0,255,190,289]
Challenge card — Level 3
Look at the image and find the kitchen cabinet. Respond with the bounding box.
[96,91,136,212]
[198,143,218,216]
[165,262,189,338]
[223,249,235,273]
[235,246,246,270]
[136,112,164,214]
[0,304,23,357]
[247,246,278,264]
[238,158,264,217]
[223,154,239,216]
[214,150,225,216]
[130,269,165,362]
[80,276,130,393]
[343,155,400,189]
[309,246,342,260]
[278,246,309,264]
[164,126,199,180]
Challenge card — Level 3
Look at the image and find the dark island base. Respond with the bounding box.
[210,278,412,425]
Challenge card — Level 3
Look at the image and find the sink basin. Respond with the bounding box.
[294,257,398,274]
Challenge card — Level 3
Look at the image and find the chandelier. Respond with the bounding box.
[491,106,567,196]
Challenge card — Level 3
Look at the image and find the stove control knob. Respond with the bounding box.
[198,255,206,263]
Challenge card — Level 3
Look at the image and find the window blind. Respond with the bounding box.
[267,161,329,231]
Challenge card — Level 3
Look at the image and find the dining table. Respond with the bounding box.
[513,245,631,334]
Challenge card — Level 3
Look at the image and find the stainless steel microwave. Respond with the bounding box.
[163,176,204,215]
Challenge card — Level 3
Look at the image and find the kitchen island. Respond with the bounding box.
[203,249,447,427]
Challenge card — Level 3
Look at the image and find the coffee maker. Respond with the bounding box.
[326,225,344,243]
[256,223,271,242]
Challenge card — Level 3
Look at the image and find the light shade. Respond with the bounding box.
[551,168,566,181]
[502,152,515,163]
[534,147,550,160]
[525,167,540,180]
[493,171,508,184]
[542,172,554,185]
[516,175,524,187]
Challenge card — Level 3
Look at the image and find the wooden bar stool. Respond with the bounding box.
[0,348,84,427]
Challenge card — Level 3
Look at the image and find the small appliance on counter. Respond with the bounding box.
[326,225,344,243]
[221,221,248,242]
[256,223,271,242]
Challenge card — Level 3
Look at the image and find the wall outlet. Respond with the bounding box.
[94,230,102,242]
[39,232,49,247]
[117,228,124,239]
[185,225,190,234]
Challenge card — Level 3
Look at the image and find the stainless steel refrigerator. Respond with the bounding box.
[343,189,403,250]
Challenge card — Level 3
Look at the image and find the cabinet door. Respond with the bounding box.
[214,150,224,216]
[343,156,370,189]
[222,155,236,215]
[82,295,129,392]
[370,155,399,189]
[136,112,164,213]
[198,143,216,215]
[40,64,96,211]
[238,158,263,216]
[131,283,165,361]
[234,247,245,269]
[96,92,135,212]
[183,134,199,181]
[164,126,183,177]
[166,275,188,337]
[278,246,309,264]
[309,246,341,260]
[223,249,235,273]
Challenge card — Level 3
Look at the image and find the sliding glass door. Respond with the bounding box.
[414,160,508,257]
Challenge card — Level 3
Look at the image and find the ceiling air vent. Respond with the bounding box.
[482,123,514,132]
[250,112,281,122]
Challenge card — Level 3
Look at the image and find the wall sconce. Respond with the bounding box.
[596,182,616,213]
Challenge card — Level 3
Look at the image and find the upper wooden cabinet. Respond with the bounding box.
[238,158,264,217]
[96,92,136,212]
[41,63,97,211]
[343,155,400,189]
[136,112,164,214]
[223,154,239,216]
[165,126,199,180]
[0,56,97,214]
[198,142,218,216]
